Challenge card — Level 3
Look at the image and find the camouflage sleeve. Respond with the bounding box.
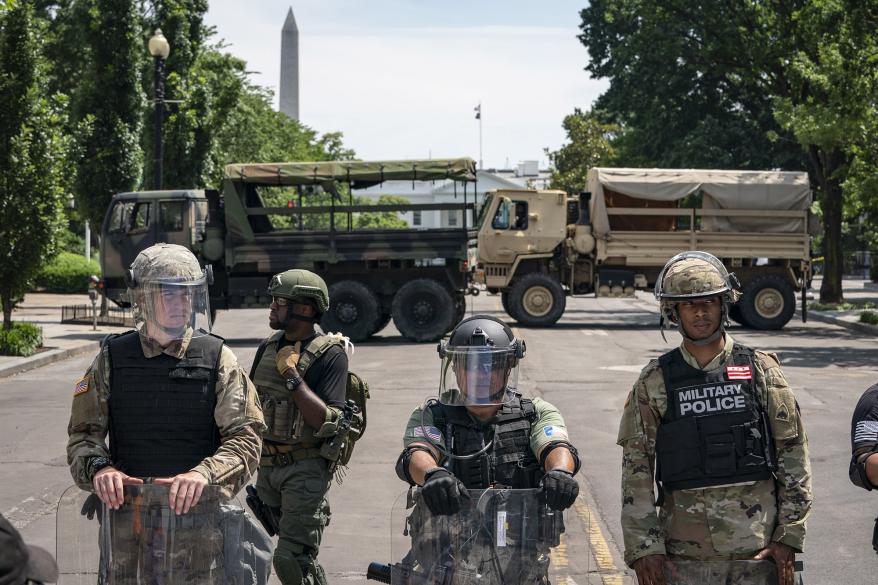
[849,384,878,489]
[66,347,111,490]
[528,397,571,457]
[757,352,812,552]
[617,363,666,567]
[191,346,266,495]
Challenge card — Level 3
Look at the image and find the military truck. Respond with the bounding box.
[100,158,478,342]
[472,168,815,330]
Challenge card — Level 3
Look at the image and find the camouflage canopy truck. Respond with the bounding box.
[472,168,815,330]
[101,158,479,342]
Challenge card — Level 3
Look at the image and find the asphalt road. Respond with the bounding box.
[1,292,876,584]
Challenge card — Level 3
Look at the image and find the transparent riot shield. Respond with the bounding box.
[664,559,778,585]
[370,488,580,585]
[56,484,272,585]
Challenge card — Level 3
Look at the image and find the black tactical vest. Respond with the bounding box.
[107,331,223,478]
[430,394,543,489]
[656,344,775,492]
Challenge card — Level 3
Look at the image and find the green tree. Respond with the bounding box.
[355,195,410,229]
[579,0,878,302]
[546,109,617,194]
[73,0,145,229]
[0,0,70,329]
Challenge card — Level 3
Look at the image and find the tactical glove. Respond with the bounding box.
[421,468,467,516]
[542,469,579,510]
[276,341,302,376]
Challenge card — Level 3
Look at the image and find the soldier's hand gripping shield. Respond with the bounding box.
[127,244,213,341]
[368,488,584,585]
[56,484,272,585]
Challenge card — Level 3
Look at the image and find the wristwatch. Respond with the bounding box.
[88,456,113,480]
[285,372,304,392]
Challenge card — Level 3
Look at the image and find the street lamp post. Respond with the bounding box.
[148,29,170,189]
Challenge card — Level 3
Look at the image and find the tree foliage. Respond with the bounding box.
[579,0,878,302]
[0,0,70,329]
[545,109,617,194]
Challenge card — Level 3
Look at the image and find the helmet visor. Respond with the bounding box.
[439,348,519,406]
[133,274,211,341]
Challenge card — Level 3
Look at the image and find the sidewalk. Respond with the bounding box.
[0,293,127,379]
[806,278,878,336]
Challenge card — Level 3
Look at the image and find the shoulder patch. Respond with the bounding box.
[73,376,90,396]
[755,350,782,369]
[542,425,568,440]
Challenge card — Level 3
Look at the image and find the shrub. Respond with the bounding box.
[0,322,43,356]
[34,251,101,293]
[860,310,878,326]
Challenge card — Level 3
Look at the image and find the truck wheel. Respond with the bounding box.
[501,291,510,315]
[392,279,455,342]
[727,303,748,327]
[322,280,380,342]
[507,273,566,327]
[738,275,796,330]
[373,311,392,335]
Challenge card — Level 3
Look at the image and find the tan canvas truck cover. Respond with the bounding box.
[587,168,812,239]
[224,158,477,186]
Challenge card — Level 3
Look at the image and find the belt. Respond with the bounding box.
[260,442,322,467]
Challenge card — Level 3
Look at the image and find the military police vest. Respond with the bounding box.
[107,331,222,478]
[251,331,343,446]
[429,394,543,489]
[655,344,775,492]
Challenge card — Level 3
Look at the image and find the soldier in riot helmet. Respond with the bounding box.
[249,269,352,585]
[66,243,267,582]
[396,314,580,515]
[618,251,812,585]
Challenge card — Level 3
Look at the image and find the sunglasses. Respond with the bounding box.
[271,296,291,306]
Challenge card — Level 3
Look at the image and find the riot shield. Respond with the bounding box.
[664,559,778,585]
[372,488,582,585]
[56,484,272,585]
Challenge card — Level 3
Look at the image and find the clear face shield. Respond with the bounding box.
[439,347,519,406]
[133,274,212,341]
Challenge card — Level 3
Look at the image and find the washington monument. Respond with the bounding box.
[279,6,299,120]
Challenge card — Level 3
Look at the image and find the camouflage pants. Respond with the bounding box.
[100,504,224,584]
[256,457,332,585]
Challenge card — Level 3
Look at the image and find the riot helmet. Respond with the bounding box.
[437,315,525,406]
[654,251,740,345]
[127,243,212,342]
[267,269,329,326]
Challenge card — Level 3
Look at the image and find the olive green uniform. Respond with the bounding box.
[252,331,348,585]
[617,335,812,567]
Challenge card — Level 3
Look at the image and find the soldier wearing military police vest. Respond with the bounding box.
[396,315,580,583]
[618,251,811,585]
[66,243,266,582]
[250,270,350,585]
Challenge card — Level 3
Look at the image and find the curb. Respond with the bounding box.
[806,310,878,336]
[0,341,99,380]
[864,282,878,291]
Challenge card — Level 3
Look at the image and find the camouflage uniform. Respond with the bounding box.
[617,334,812,567]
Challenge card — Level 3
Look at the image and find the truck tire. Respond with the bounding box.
[322,280,380,342]
[392,279,455,342]
[727,303,747,327]
[738,275,796,330]
[507,273,566,327]
[501,291,511,315]
[373,311,392,335]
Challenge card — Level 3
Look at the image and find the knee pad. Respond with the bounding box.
[273,545,304,585]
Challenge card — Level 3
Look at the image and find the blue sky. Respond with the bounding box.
[204,1,608,168]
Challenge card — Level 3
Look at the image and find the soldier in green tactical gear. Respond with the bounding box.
[250,269,351,585]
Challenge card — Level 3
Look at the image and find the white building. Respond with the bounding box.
[355,162,553,228]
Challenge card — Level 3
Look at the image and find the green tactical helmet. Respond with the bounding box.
[267,269,330,313]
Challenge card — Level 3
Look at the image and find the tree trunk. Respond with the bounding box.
[810,146,846,304]
[1,288,13,331]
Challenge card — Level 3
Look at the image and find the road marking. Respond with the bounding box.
[580,329,609,336]
[574,499,627,585]
[600,365,645,373]
[550,532,569,569]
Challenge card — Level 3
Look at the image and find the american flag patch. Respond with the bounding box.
[412,426,442,442]
[73,377,89,396]
[854,421,878,445]
[726,365,752,380]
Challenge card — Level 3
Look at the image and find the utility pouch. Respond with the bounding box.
[704,433,736,476]
[656,417,701,482]
[262,398,298,442]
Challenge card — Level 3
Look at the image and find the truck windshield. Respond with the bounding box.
[475,195,493,229]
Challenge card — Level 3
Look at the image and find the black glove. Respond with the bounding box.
[80,493,103,520]
[542,469,579,510]
[421,468,467,516]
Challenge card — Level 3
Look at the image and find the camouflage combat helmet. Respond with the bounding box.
[655,251,740,345]
[128,243,205,286]
[268,269,330,314]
